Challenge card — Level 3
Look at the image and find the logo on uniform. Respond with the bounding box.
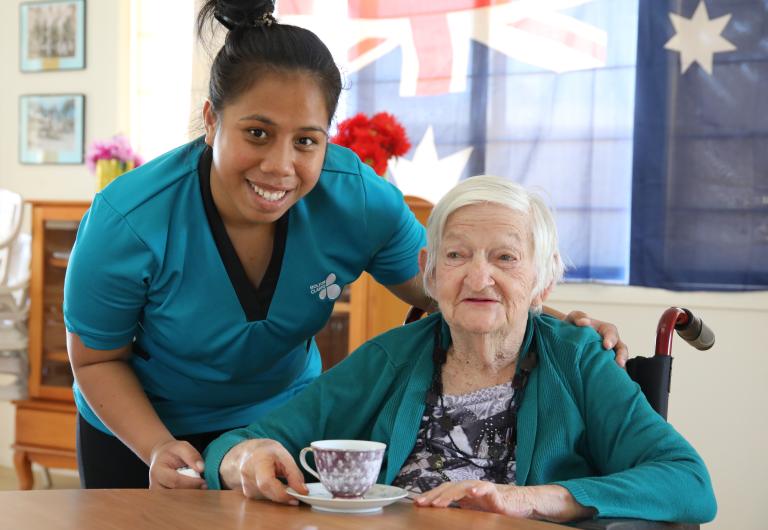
[310,273,342,301]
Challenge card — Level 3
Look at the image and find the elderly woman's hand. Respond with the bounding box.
[414,481,594,523]
[219,439,308,503]
[414,480,532,516]
[565,311,629,367]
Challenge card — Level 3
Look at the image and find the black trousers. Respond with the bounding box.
[76,414,228,488]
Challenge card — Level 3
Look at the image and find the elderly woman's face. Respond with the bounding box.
[429,203,543,336]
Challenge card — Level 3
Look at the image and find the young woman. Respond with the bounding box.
[64,0,626,489]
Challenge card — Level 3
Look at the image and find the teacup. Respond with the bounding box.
[299,440,386,498]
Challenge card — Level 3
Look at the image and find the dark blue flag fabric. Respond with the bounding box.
[631,0,768,290]
[281,0,767,290]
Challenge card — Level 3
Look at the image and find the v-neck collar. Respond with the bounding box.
[198,146,288,322]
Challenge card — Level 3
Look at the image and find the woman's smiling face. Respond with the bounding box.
[203,70,330,226]
[428,203,544,338]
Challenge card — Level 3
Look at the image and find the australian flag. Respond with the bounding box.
[280,0,768,291]
[631,0,768,290]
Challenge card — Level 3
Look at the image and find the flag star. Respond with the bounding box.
[664,0,736,75]
[388,127,472,205]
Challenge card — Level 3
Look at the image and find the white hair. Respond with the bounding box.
[423,175,565,311]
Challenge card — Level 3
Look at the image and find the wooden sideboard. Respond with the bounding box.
[11,196,432,489]
[13,201,89,489]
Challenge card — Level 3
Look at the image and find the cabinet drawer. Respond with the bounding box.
[15,405,76,451]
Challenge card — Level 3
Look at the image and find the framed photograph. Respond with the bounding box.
[20,94,85,164]
[20,0,86,72]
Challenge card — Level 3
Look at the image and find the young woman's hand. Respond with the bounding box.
[565,311,630,367]
[220,439,308,503]
[148,439,206,489]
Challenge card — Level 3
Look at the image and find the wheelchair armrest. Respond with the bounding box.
[567,519,698,530]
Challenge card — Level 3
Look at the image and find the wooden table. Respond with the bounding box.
[0,489,566,529]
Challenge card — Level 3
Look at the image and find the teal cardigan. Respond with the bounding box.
[204,313,716,523]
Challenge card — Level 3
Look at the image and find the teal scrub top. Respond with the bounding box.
[63,138,426,436]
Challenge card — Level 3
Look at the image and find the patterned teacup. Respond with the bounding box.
[299,440,386,498]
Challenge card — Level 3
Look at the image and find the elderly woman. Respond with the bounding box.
[202,176,716,524]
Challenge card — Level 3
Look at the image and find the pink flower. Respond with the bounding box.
[86,135,143,174]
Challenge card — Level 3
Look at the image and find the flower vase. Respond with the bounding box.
[96,159,135,191]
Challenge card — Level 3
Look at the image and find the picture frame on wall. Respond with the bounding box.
[20,0,86,72]
[19,94,85,164]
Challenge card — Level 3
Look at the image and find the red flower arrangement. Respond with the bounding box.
[331,112,411,176]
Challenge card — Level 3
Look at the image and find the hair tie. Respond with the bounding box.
[214,12,238,30]
[214,10,276,30]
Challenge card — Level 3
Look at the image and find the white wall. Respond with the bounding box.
[0,1,131,202]
[548,285,768,530]
[0,2,766,529]
[0,0,130,479]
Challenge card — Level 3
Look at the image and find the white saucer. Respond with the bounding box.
[286,483,408,514]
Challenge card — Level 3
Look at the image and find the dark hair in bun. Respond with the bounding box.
[197,0,341,125]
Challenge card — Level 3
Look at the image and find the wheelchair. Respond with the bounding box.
[404,306,715,530]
